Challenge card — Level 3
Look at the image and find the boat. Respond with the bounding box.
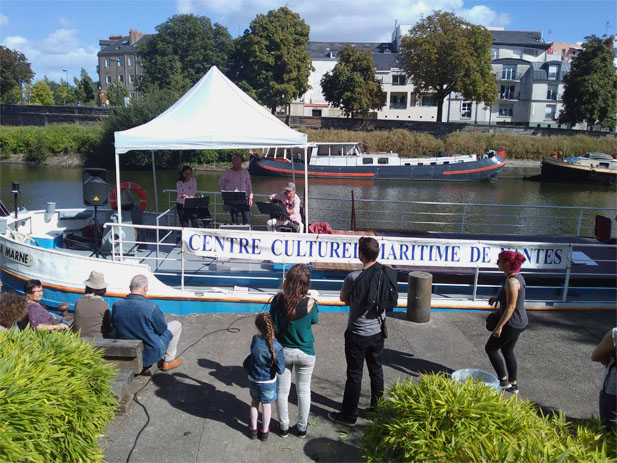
[249,143,506,181]
[540,152,617,185]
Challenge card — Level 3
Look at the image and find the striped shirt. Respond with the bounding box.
[218,168,253,199]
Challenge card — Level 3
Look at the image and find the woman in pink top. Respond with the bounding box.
[176,166,199,228]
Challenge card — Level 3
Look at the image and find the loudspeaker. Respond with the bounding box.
[83,168,108,206]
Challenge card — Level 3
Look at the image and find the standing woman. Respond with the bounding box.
[591,327,617,429]
[176,166,198,228]
[270,264,318,438]
[485,251,528,394]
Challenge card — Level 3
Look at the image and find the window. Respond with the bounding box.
[311,109,322,117]
[392,74,406,86]
[548,65,558,80]
[501,65,517,80]
[130,92,135,98]
[105,57,110,67]
[512,49,522,59]
[490,48,498,60]
[129,74,135,84]
[498,105,513,117]
[461,102,472,119]
[118,75,124,82]
[499,85,515,99]
[378,158,389,165]
[362,158,373,165]
[545,105,556,120]
[105,74,111,84]
[421,95,437,106]
[389,93,407,109]
[128,56,134,66]
[547,85,558,100]
[117,57,124,67]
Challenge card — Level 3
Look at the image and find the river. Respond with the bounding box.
[1,164,615,233]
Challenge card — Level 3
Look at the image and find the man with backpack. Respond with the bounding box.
[328,237,398,426]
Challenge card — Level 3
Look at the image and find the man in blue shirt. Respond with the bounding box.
[112,275,183,371]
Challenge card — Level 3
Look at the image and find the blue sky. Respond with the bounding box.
[1,0,615,83]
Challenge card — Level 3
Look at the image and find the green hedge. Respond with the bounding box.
[362,374,617,462]
[0,329,117,462]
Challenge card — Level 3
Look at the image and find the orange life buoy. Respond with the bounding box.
[109,182,148,212]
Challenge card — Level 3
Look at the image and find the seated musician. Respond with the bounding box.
[267,182,304,233]
[176,166,199,228]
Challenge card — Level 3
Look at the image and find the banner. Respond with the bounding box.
[182,229,571,270]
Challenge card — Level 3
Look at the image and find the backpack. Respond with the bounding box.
[352,263,399,316]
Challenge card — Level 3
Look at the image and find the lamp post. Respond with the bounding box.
[62,69,69,105]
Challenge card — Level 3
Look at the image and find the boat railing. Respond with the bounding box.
[103,220,616,305]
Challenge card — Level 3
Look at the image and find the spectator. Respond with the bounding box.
[0,292,27,332]
[73,271,113,338]
[19,279,69,331]
[592,327,617,429]
[111,275,182,371]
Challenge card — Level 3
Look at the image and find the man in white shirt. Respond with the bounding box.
[218,156,253,224]
[267,182,303,233]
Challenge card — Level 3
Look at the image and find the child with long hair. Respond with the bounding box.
[243,313,285,441]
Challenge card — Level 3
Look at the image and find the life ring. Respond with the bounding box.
[110,182,148,212]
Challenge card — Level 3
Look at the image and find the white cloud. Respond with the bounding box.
[460,5,510,27]
[0,13,9,27]
[41,28,80,52]
[57,17,74,27]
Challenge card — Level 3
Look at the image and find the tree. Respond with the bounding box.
[0,46,34,102]
[74,68,97,105]
[234,7,313,113]
[559,35,617,130]
[398,11,496,122]
[31,81,54,105]
[321,45,386,118]
[138,14,233,91]
[106,80,129,106]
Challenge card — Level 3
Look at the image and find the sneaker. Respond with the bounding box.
[279,426,289,438]
[505,383,519,394]
[499,380,511,389]
[296,424,308,439]
[161,358,183,371]
[328,411,356,427]
[258,429,269,441]
[248,428,258,440]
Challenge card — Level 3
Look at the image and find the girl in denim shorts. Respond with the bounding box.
[243,313,285,440]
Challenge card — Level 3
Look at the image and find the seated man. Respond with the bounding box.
[111,275,182,371]
[267,182,304,233]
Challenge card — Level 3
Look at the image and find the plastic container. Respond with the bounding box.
[451,369,500,390]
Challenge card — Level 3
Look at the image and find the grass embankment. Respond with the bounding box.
[1,125,615,167]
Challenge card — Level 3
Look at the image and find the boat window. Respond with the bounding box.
[458,160,464,163]
[430,162,436,165]
[378,158,389,165]
[362,158,373,165]
[600,163,609,168]
[443,161,449,165]
[418,162,424,166]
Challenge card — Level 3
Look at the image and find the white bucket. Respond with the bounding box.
[451,369,500,390]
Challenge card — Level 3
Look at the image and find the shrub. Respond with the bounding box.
[0,329,117,462]
[362,374,616,463]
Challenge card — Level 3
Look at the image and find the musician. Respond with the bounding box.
[267,182,304,233]
[176,166,199,228]
[218,156,253,225]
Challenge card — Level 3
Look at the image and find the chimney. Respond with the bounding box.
[108,34,123,40]
[129,29,144,46]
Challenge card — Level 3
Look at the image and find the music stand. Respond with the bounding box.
[183,196,211,228]
[221,191,249,211]
[256,201,290,220]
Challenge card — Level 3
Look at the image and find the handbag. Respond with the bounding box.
[485,311,500,331]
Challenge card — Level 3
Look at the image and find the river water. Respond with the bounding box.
[1,164,615,233]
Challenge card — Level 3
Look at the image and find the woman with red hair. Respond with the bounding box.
[486,250,528,394]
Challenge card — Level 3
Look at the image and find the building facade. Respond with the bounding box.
[96,29,149,104]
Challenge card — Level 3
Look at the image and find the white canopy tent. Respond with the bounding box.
[112,66,309,250]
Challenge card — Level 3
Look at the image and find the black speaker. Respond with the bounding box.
[83,168,108,206]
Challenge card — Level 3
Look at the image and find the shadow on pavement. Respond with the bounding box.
[152,372,249,434]
[197,358,248,388]
[383,348,453,377]
[303,437,362,462]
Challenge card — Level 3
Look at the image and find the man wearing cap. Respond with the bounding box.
[73,270,113,338]
[218,155,253,225]
[112,275,183,371]
[267,182,304,233]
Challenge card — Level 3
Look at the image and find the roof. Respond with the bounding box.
[530,61,570,81]
[307,41,395,60]
[114,66,307,154]
[98,35,151,56]
[490,30,550,49]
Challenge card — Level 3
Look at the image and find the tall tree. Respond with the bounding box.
[321,45,385,118]
[138,14,233,91]
[74,68,97,105]
[234,7,313,113]
[398,11,496,122]
[31,81,54,105]
[559,35,617,130]
[0,46,34,102]
[106,80,129,106]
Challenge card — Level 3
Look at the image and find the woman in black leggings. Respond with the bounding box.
[486,250,528,394]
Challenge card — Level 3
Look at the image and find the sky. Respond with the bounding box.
[0,0,615,83]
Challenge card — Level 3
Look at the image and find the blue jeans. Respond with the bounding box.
[276,347,315,432]
[249,381,277,404]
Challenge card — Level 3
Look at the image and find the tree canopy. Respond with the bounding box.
[138,14,234,92]
[106,80,129,106]
[233,7,313,113]
[398,11,496,122]
[0,46,34,102]
[74,68,97,105]
[31,81,54,105]
[558,35,617,130]
[321,45,385,117]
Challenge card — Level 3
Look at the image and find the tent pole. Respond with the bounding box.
[303,145,308,233]
[114,150,124,259]
[291,148,296,184]
[151,150,159,212]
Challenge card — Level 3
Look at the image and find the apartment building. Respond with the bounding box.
[97,29,150,103]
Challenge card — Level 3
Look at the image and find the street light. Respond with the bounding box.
[62,69,69,105]
[108,58,121,106]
